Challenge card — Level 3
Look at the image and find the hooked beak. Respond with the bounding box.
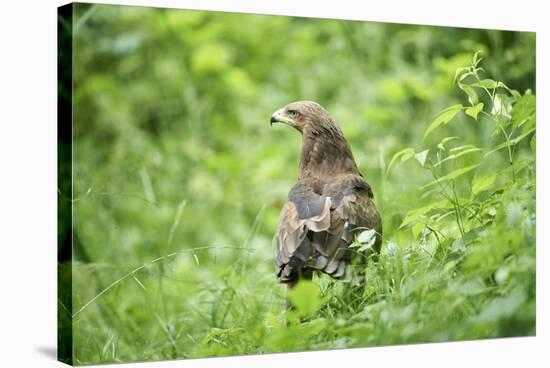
[270,108,292,127]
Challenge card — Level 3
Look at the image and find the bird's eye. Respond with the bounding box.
[288,110,299,118]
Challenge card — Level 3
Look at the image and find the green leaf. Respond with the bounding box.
[448,144,479,153]
[453,66,470,84]
[459,83,478,105]
[471,174,496,195]
[472,50,483,66]
[289,280,322,316]
[414,149,429,167]
[465,103,484,120]
[356,229,377,252]
[423,104,463,140]
[470,79,498,89]
[421,164,480,190]
[386,147,415,176]
[412,222,425,239]
[357,229,376,244]
[511,94,535,129]
[434,147,481,167]
[399,199,449,228]
[484,127,536,157]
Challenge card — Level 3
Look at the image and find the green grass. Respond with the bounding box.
[61,4,535,365]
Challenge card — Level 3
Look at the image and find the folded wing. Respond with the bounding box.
[276,175,382,283]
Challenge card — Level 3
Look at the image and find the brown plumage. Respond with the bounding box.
[270,101,382,287]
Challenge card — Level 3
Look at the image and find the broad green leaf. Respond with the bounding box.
[484,127,536,157]
[471,174,496,195]
[289,280,322,316]
[470,79,498,89]
[465,103,484,120]
[357,229,376,244]
[459,83,478,105]
[399,199,449,228]
[356,229,377,252]
[423,104,463,140]
[511,94,535,129]
[434,147,482,167]
[531,135,536,152]
[386,147,415,176]
[414,149,429,167]
[421,164,480,190]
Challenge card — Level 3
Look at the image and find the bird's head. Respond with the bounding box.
[270,101,336,133]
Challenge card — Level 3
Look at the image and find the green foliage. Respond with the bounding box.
[65,4,535,365]
[423,104,463,140]
[290,281,323,317]
[389,52,535,342]
[465,103,484,120]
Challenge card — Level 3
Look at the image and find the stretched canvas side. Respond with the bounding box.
[58,3,74,365]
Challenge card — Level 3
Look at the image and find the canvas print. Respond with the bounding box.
[58,3,536,365]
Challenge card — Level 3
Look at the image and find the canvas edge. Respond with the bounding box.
[58,2,74,366]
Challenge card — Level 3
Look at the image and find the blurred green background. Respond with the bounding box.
[62,3,535,365]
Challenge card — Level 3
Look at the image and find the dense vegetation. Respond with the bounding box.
[61,4,535,365]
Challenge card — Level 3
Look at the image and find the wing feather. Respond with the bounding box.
[276,175,382,283]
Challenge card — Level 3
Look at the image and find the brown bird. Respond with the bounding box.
[271,101,382,290]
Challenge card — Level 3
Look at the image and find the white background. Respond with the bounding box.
[0,0,547,367]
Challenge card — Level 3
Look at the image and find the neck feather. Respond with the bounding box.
[298,124,359,180]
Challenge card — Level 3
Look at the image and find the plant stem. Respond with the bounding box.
[480,111,515,182]
[451,182,466,235]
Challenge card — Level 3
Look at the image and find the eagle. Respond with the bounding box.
[270,101,382,289]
